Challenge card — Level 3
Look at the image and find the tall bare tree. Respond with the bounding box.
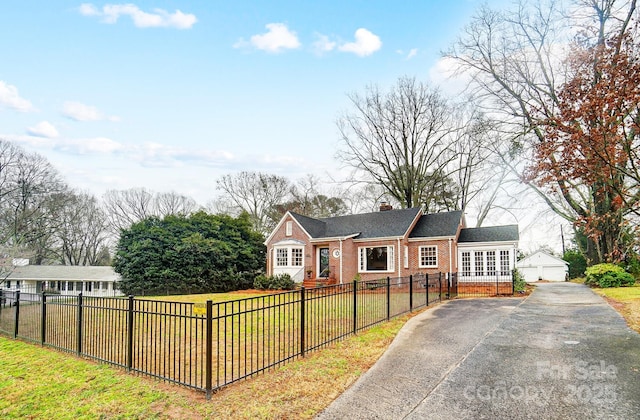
[447,0,638,262]
[337,76,457,209]
[215,171,291,235]
[57,191,110,265]
[102,188,199,234]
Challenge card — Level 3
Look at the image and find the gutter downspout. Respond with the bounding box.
[339,239,343,284]
[448,238,453,277]
[397,238,401,278]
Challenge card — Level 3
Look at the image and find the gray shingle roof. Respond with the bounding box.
[6,265,119,281]
[409,210,463,238]
[291,207,422,240]
[458,225,519,243]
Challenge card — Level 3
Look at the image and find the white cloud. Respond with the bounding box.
[236,23,301,53]
[65,137,124,154]
[0,81,34,112]
[428,56,470,97]
[338,28,382,57]
[312,34,336,55]
[27,121,59,138]
[62,101,119,122]
[79,3,197,29]
[407,48,418,59]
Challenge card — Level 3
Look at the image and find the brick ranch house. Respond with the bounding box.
[264,205,519,293]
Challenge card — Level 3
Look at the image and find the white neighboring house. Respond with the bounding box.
[517,250,569,282]
[1,263,122,296]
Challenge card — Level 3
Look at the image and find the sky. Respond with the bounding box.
[0,0,564,251]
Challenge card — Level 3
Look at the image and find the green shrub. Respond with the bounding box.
[513,268,527,293]
[563,249,587,279]
[585,263,636,288]
[253,273,295,290]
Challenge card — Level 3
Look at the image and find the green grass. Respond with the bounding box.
[0,308,428,419]
[593,284,640,333]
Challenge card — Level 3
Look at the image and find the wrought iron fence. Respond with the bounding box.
[0,272,495,398]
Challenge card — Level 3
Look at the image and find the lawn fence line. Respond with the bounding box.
[0,272,513,398]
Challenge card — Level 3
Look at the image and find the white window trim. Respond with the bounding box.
[274,245,304,268]
[358,245,395,273]
[418,245,438,268]
[285,221,293,236]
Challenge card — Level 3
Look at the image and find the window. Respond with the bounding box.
[291,248,303,266]
[285,221,293,236]
[276,248,288,267]
[419,246,438,268]
[474,251,484,276]
[500,250,510,275]
[275,246,304,267]
[404,246,409,269]
[461,252,471,276]
[487,251,496,276]
[359,246,394,272]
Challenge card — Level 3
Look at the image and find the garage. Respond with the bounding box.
[517,250,569,282]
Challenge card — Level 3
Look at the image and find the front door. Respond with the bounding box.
[318,247,330,277]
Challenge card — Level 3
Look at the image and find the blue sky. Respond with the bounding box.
[0,0,510,206]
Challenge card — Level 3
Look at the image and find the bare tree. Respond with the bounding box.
[215,171,291,235]
[102,188,199,234]
[57,191,110,265]
[446,0,638,262]
[0,141,70,262]
[155,191,199,217]
[337,76,457,209]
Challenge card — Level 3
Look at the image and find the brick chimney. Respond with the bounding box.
[379,201,393,211]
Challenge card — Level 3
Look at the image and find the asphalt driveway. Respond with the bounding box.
[316,283,640,419]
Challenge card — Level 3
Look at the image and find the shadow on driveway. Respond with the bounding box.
[316,283,640,419]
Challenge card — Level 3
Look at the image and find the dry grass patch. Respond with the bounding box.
[594,285,640,333]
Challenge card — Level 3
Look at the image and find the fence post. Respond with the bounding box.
[386,277,391,321]
[426,274,429,306]
[438,273,442,302]
[205,300,213,400]
[511,270,515,295]
[409,274,413,312]
[41,293,47,345]
[77,293,83,355]
[13,290,20,338]
[352,280,357,334]
[126,295,134,371]
[300,287,306,357]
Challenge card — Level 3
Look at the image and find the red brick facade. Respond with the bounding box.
[266,212,465,284]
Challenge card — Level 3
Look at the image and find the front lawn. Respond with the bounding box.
[0,310,422,419]
[593,285,640,333]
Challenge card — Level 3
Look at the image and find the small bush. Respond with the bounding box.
[585,263,636,288]
[253,273,295,290]
[513,268,527,293]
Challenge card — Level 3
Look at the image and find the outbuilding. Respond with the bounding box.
[517,250,568,282]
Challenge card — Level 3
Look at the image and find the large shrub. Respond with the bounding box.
[584,263,636,288]
[113,211,266,295]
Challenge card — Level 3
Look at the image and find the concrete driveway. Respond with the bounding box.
[316,283,640,419]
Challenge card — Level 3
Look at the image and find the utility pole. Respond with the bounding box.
[560,224,566,255]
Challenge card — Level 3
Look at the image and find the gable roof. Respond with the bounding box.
[409,210,463,238]
[517,250,568,267]
[290,207,422,240]
[6,265,120,282]
[458,225,519,243]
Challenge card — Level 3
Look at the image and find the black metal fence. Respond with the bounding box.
[0,272,486,398]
